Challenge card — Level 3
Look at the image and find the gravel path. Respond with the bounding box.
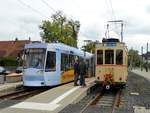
[60,72,150,113]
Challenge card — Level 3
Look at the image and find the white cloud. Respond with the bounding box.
[0,0,150,52]
[124,34,150,53]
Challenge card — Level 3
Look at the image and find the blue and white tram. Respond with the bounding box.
[23,42,93,86]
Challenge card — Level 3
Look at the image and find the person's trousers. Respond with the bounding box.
[74,73,79,85]
[80,74,85,85]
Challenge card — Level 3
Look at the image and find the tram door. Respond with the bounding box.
[44,50,60,86]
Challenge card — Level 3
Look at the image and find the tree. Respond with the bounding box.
[82,40,99,53]
[39,11,80,47]
[128,49,141,68]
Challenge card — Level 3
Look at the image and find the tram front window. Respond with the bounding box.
[97,50,103,64]
[116,50,123,65]
[105,50,114,64]
[24,48,46,69]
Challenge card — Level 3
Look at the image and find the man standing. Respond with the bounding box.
[74,59,79,86]
[79,59,87,87]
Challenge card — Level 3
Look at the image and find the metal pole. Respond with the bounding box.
[107,24,109,39]
[141,46,143,71]
[146,43,148,72]
[107,20,123,41]
[146,43,148,62]
[147,43,148,53]
[121,23,123,42]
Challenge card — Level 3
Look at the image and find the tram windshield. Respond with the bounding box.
[105,50,114,64]
[24,48,46,69]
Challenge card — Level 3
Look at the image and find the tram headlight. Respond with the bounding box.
[119,77,122,81]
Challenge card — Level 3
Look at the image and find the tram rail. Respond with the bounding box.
[0,88,47,103]
[80,88,123,113]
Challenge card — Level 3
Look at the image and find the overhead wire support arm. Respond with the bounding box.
[108,0,116,20]
[107,20,124,42]
[121,23,123,42]
[107,23,110,39]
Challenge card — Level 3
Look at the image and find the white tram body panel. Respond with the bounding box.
[95,39,128,88]
[23,42,93,86]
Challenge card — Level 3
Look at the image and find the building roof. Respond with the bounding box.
[0,40,30,58]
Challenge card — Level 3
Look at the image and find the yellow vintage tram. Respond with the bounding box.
[95,38,128,89]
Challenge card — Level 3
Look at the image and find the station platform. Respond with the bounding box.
[131,69,150,80]
[0,82,22,94]
[0,77,95,113]
[6,73,22,83]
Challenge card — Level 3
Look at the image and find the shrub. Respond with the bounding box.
[0,57,18,66]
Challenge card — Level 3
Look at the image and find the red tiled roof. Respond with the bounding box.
[0,50,6,57]
[0,40,30,58]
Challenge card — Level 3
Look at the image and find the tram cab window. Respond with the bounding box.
[97,50,103,64]
[24,48,46,69]
[105,50,114,64]
[116,50,123,65]
[45,51,56,71]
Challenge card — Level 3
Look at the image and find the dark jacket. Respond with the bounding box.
[74,62,79,74]
[79,61,87,75]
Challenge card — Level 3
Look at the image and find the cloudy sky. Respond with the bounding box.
[0,0,150,53]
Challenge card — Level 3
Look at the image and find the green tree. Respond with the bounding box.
[39,11,80,47]
[82,40,99,53]
[128,49,141,68]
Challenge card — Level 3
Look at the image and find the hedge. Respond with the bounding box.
[0,57,18,66]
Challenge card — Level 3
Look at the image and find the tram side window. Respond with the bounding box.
[97,50,103,64]
[61,53,69,71]
[69,55,74,69]
[116,50,123,65]
[45,51,56,71]
[105,50,114,64]
[61,53,75,71]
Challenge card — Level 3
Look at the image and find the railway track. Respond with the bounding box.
[0,87,47,103]
[0,87,48,109]
[80,89,123,113]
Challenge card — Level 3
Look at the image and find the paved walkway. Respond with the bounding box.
[131,69,150,80]
[133,106,150,113]
[131,69,150,113]
[0,82,22,93]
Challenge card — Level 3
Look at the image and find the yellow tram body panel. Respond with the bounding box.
[60,69,74,84]
[96,65,128,84]
[95,39,128,86]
